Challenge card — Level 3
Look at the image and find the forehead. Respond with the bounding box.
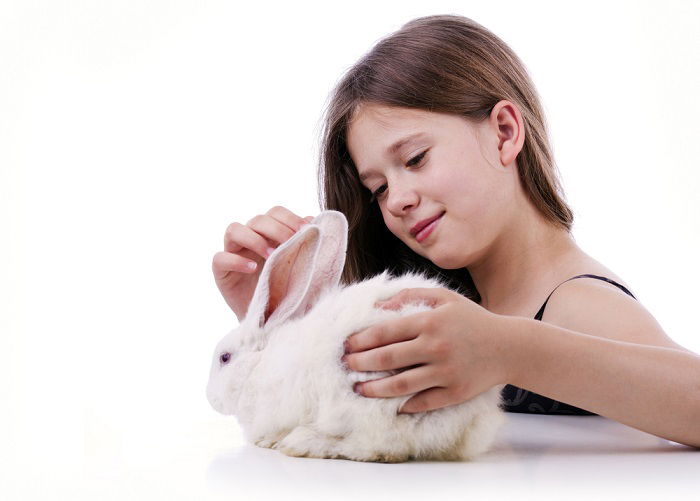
[348,104,434,136]
[346,104,437,170]
[346,103,482,150]
[346,104,483,177]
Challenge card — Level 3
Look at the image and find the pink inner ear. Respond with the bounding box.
[264,241,309,324]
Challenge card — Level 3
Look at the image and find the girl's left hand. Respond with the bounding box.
[341,287,514,414]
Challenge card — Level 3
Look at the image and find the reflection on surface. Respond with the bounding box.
[206,414,697,500]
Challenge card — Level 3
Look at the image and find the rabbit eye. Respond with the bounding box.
[220,352,231,364]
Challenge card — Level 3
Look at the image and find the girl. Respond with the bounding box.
[212,15,700,448]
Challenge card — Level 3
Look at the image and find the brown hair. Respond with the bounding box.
[316,14,573,302]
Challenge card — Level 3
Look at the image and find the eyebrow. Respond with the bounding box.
[358,132,427,182]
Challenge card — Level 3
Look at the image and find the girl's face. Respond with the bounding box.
[346,103,520,269]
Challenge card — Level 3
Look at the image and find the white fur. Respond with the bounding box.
[206,211,506,462]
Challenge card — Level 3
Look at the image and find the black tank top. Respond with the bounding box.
[500,274,637,415]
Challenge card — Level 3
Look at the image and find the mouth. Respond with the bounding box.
[410,211,445,238]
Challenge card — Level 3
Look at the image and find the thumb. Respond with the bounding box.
[375,287,450,310]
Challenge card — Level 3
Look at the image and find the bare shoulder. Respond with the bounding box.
[541,276,692,353]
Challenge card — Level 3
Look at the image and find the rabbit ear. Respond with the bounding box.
[245,210,348,331]
[306,210,348,294]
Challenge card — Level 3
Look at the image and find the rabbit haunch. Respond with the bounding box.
[207,210,505,462]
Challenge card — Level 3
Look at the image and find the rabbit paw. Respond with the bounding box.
[275,426,408,462]
[276,426,350,459]
[254,429,292,449]
[254,437,279,449]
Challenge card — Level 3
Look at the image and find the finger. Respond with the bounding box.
[265,205,313,232]
[398,387,457,414]
[376,287,452,310]
[344,338,426,372]
[345,313,429,353]
[212,251,259,280]
[356,364,437,399]
[246,212,301,245]
[223,221,279,260]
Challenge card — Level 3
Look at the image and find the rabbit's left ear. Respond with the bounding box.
[245,210,348,331]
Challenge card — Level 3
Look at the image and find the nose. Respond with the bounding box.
[385,178,419,216]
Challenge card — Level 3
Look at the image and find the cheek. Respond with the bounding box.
[380,211,420,249]
[381,211,403,238]
[379,211,433,259]
[472,174,516,226]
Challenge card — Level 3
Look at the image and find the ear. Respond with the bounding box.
[306,210,348,295]
[245,210,348,330]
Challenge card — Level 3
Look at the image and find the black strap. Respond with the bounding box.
[534,274,637,321]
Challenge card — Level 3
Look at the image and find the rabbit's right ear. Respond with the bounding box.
[306,210,348,292]
[244,210,348,332]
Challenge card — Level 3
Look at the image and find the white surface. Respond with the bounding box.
[204,413,699,500]
[5,412,697,500]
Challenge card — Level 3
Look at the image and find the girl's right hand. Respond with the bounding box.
[212,206,314,321]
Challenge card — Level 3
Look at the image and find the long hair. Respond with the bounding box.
[317,15,573,302]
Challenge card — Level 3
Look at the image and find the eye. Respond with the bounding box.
[369,184,387,203]
[368,150,428,204]
[220,352,231,364]
[405,149,427,167]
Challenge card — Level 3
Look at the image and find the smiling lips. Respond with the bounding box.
[410,212,445,242]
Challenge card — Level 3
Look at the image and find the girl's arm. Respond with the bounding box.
[344,282,700,448]
[505,280,700,448]
[507,317,700,447]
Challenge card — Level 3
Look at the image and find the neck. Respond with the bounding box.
[468,203,580,314]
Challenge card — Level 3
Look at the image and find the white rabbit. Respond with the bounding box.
[206,210,506,462]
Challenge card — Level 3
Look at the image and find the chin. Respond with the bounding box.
[427,243,477,269]
[415,248,458,269]
[432,257,468,270]
[406,238,467,270]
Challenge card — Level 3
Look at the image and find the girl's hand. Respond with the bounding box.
[212,206,314,321]
[342,287,513,414]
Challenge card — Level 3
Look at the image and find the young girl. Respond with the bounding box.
[212,15,700,448]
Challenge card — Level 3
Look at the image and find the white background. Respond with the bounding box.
[1,0,698,499]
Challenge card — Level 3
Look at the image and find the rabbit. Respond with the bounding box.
[206,210,506,462]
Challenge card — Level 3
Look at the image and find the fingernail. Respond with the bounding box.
[353,382,362,395]
[246,261,257,270]
[266,247,275,257]
[343,340,351,353]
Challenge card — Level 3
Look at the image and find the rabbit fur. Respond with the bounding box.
[206,210,506,462]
